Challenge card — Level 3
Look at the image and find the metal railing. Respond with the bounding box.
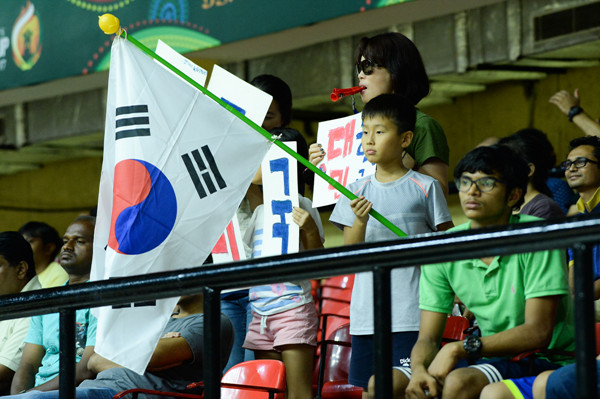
[1,215,599,398]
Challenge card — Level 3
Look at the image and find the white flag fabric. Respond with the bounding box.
[91,37,271,374]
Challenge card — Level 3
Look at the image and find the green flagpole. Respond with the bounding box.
[98,14,407,238]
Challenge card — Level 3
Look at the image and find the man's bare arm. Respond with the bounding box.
[427,295,560,382]
[405,310,448,399]
[0,364,15,395]
[10,343,44,394]
[146,336,193,372]
[549,89,600,137]
[87,353,123,374]
[31,346,97,392]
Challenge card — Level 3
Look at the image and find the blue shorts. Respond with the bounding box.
[502,376,536,399]
[8,388,117,398]
[395,357,561,385]
[546,361,600,399]
[348,331,418,389]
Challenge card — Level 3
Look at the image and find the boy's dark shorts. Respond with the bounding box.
[348,331,418,389]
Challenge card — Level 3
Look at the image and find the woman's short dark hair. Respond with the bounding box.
[355,32,430,105]
[498,128,555,197]
[0,231,35,280]
[250,75,293,127]
[454,145,529,210]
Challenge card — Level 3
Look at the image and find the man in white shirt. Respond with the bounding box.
[0,231,42,395]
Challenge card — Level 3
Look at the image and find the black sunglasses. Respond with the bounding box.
[355,59,381,76]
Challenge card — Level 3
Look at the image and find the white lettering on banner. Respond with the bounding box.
[0,36,8,57]
[0,28,9,71]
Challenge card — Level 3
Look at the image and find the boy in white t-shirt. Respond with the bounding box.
[329,94,453,397]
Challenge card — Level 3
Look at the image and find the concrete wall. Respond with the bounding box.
[425,64,600,170]
[0,157,101,234]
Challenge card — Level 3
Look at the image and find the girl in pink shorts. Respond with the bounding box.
[242,128,324,399]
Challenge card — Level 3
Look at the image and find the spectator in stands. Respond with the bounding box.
[550,89,600,138]
[7,294,234,398]
[498,129,564,219]
[82,293,232,397]
[480,136,600,399]
[0,232,42,395]
[481,341,597,398]
[330,94,452,398]
[374,145,574,399]
[218,74,295,374]
[11,216,97,394]
[243,126,324,399]
[308,32,450,196]
[251,74,311,193]
[562,136,600,300]
[19,222,68,288]
[481,346,599,399]
[251,75,292,136]
[475,134,576,215]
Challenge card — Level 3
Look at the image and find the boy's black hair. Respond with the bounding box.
[569,136,600,170]
[250,75,293,127]
[0,231,35,280]
[18,221,63,259]
[498,128,555,197]
[271,127,309,196]
[361,94,416,134]
[355,32,430,105]
[454,145,529,209]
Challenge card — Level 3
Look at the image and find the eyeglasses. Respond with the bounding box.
[456,176,505,193]
[560,157,599,170]
[355,59,381,76]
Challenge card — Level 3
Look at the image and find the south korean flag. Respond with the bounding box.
[91,36,271,374]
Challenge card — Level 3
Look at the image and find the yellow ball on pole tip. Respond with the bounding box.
[98,14,120,35]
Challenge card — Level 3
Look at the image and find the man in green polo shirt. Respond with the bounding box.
[370,145,574,399]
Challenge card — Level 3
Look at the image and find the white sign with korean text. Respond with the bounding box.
[261,141,299,257]
[312,112,375,207]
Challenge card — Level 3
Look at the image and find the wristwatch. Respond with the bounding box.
[568,105,584,122]
[463,335,482,364]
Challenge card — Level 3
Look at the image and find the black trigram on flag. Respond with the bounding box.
[115,105,150,140]
[112,300,156,309]
[182,145,227,199]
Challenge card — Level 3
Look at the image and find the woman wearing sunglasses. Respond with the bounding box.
[309,32,450,196]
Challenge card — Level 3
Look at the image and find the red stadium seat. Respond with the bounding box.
[113,360,286,399]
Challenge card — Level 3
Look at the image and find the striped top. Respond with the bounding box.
[245,195,324,315]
